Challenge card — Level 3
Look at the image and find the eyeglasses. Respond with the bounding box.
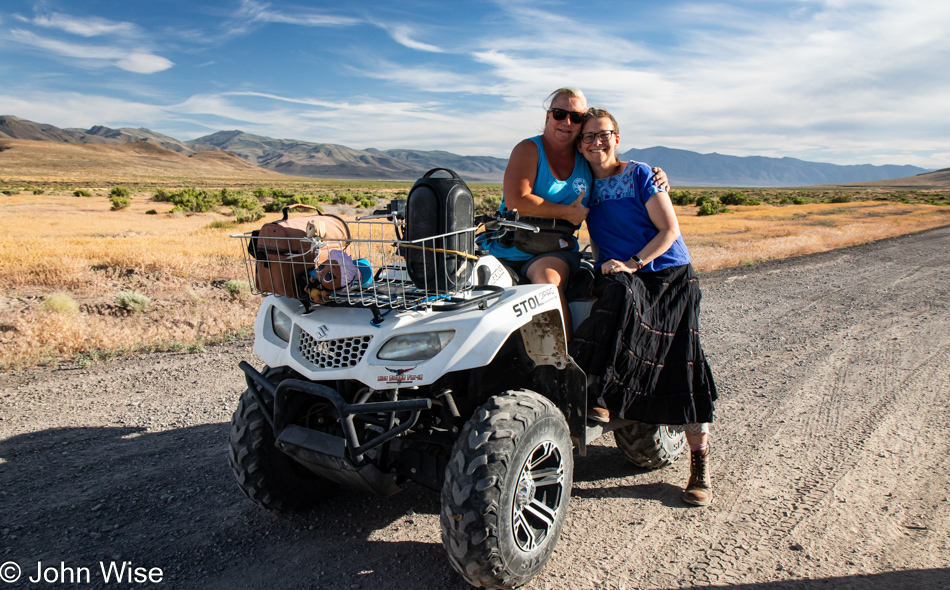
[580,130,617,144]
[548,108,585,124]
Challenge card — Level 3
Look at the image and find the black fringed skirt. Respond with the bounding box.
[568,263,717,425]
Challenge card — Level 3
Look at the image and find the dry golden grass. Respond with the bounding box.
[1,189,949,371]
[675,201,950,271]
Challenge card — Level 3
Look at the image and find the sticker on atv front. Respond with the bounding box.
[512,287,557,318]
[378,366,423,383]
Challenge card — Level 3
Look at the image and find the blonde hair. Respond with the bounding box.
[543,88,587,110]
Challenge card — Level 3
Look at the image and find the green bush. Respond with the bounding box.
[333,193,357,205]
[220,188,252,206]
[233,206,265,223]
[114,291,150,313]
[359,199,377,209]
[145,209,158,215]
[263,192,323,213]
[32,188,44,195]
[2,189,16,196]
[719,191,748,206]
[830,194,853,203]
[168,187,219,213]
[696,197,730,216]
[224,280,251,297]
[43,292,80,316]
[697,200,721,216]
[110,186,130,199]
[152,188,170,201]
[473,192,502,213]
[670,190,695,206]
[110,194,131,210]
[73,189,92,197]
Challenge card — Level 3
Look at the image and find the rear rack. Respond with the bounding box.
[233,215,492,314]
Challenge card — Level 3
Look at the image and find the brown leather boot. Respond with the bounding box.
[682,447,712,506]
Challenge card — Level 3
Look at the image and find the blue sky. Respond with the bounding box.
[1,0,948,168]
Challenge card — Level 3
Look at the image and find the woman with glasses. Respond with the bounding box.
[487,88,667,336]
[568,108,718,507]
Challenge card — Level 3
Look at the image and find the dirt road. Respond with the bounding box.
[2,227,948,590]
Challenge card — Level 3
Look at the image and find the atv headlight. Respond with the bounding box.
[377,331,454,361]
[270,306,293,343]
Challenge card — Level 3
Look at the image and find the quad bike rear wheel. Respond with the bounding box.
[440,390,573,589]
[614,421,686,469]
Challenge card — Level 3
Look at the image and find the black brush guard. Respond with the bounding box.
[240,361,432,497]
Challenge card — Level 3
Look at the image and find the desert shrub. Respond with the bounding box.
[719,191,748,206]
[697,198,730,216]
[263,192,323,213]
[152,188,170,201]
[43,292,79,316]
[233,206,265,223]
[670,190,696,206]
[110,193,131,210]
[359,198,377,209]
[474,193,502,213]
[168,187,219,213]
[1,190,14,196]
[220,188,253,206]
[110,186,130,199]
[779,196,808,205]
[830,194,853,203]
[114,291,150,313]
[145,209,157,215]
[73,189,92,197]
[333,193,357,205]
[224,280,250,297]
[32,188,44,195]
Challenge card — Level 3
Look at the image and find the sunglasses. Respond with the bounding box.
[580,130,618,144]
[548,108,585,124]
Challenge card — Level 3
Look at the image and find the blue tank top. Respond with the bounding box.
[488,136,592,261]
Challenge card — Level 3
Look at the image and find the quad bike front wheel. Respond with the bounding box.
[440,390,573,590]
[614,421,686,469]
[228,370,337,512]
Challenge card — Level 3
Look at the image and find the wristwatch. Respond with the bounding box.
[630,255,645,270]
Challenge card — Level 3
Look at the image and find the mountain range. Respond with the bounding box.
[0,115,934,186]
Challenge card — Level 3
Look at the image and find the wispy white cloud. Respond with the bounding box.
[31,12,138,37]
[377,24,444,53]
[225,0,359,37]
[9,29,173,73]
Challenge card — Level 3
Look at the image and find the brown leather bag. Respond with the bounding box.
[250,204,350,299]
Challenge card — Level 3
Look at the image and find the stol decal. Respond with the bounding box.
[512,287,558,318]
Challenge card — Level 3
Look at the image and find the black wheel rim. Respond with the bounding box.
[511,440,565,552]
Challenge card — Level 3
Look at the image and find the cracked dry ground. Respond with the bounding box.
[1,226,949,590]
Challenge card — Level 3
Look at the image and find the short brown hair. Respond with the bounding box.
[583,107,620,136]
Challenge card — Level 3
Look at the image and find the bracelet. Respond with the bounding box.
[630,255,644,269]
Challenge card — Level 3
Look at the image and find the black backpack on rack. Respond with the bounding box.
[404,168,475,292]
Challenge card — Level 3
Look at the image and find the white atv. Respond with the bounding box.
[228,202,685,589]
